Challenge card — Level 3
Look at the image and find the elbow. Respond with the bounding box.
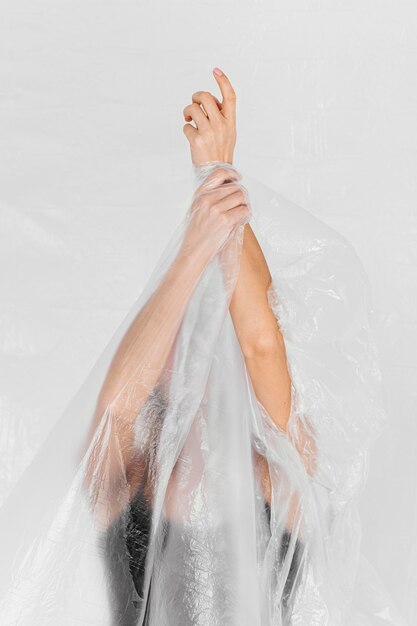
[238,326,287,361]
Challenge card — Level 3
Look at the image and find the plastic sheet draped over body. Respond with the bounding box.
[0,162,402,625]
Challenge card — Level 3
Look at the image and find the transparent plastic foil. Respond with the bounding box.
[0,162,405,625]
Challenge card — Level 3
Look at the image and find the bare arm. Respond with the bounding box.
[182,68,292,432]
[229,224,317,513]
[82,166,249,526]
[81,248,207,520]
[183,69,316,511]
[229,224,292,433]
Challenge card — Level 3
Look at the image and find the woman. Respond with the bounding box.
[0,69,398,626]
[91,67,305,624]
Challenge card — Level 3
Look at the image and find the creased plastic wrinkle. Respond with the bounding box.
[0,162,408,625]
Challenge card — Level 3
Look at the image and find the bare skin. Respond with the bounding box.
[183,68,292,434]
[184,67,293,511]
[83,68,299,528]
[81,166,250,526]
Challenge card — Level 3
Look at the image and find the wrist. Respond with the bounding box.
[192,160,238,185]
[176,242,212,273]
[193,157,234,168]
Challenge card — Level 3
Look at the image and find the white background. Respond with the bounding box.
[0,0,415,621]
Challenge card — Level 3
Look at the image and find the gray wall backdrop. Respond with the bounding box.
[0,0,415,620]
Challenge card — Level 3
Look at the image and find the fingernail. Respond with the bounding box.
[213,67,223,76]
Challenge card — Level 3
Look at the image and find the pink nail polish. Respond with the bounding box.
[213,67,223,76]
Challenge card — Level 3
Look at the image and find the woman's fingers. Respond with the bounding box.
[199,185,250,222]
[197,167,241,194]
[212,68,236,120]
[182,103,209,130]
[185,168,250,259]
[215,188,247,214]
[213,95,222,110]
[191,91,221,121]
[196,182,243,209]
[182,122,198,142]
[220,197,250,229]
[182,69,236,165]
[193,170,238,199]
[182,93,223,149]
[228,204,251,227]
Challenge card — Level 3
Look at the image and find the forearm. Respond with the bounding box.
[96,249,208,416]
[229,223,317,487]
[83,162,250,525]
[229,224,292,433]
[82,248,208,483]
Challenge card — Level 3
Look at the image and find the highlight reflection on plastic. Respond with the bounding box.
[0,162,405,625]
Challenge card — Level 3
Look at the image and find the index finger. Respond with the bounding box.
[212,67,236,119]
[194,166,241,196]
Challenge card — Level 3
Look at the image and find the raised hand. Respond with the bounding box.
[182,67,237,166]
